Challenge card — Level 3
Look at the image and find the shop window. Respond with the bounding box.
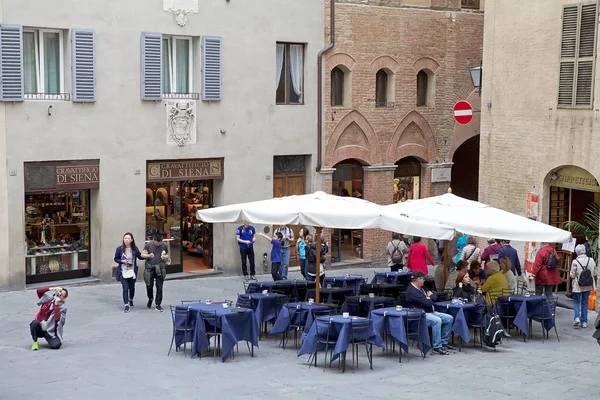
[162,36,193,94]
[276,42,304,105]
[394,157,422,203]
[23,29,65,97]
[461,0,480,9]
[332,160,364,262]
[25,191,91,283]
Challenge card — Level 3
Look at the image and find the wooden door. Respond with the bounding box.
[274,173,306,265]
[549,186,569,229]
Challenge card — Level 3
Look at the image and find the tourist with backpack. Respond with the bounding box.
[570,244,597,328]
[386,233,408,272]
[531,242,562,298]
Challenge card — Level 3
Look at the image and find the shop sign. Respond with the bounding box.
[552,166,600,192]
[146,158,224,182]
[395,159,421,177]
[25,160,100,193]
[431,167,451,183]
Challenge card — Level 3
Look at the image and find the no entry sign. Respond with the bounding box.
[453,101,473,125]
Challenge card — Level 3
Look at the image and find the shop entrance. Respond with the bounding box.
[394,157,421,203]
[451,135,479,201]
[331,159,364,262]
[146,180,213,274]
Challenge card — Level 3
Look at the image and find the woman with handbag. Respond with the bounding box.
[114,232,149,313]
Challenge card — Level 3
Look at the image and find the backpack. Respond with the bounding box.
[547,250,558,269]
[482,313,507,348]
[390,241,404,265]
[577,258,594,287]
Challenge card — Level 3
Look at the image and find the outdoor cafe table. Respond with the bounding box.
[298,315,385,362]
[342,295,396,317]
[175,303,259,362]
[370,307,431,355]
[322,276,366,294]
[371,271,412,285]
[307,287,354,304]
[237,293,288,325]
[246,280,315,299]
[270,302,335,336]
[434,301,481,344]
[496,295,554,338]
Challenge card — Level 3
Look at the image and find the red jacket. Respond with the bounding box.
[407,243,434,274]
[532,245,562,286]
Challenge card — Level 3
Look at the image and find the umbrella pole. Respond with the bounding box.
[315,227,322,303]
[442,241,449,290]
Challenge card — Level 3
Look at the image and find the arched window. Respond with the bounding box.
[331,67,345,106]
[417,70,428,106]
[376,70,388,107]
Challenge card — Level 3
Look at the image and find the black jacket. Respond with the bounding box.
[452,283,475,302]
[406,283,437,313]
[306,243,329,277]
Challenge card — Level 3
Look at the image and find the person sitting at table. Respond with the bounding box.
[452,270,475,302]
[468,261,488,286]
[444,260,468,291]
[480,260,508,304]
[499,257,517,294]
[406,271,455,355]
[257,231,283,281]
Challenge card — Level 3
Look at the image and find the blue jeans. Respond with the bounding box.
[426,311,454,349]
[299,258,307,278]
[573,291,591,323]
[280,247,291,279]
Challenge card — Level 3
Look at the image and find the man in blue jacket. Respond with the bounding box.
[497,240,522,276]
[406,271,455,355]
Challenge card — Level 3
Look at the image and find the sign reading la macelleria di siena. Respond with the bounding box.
[146,158,224,182]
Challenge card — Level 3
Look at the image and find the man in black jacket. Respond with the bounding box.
[406,271,455,355]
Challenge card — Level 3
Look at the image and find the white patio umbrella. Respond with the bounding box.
[196,191,455,301]
[386,193,572,243]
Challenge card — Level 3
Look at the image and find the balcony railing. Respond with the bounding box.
[162,93,200,100]
[24,93,71,101]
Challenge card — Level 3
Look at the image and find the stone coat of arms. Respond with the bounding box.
[166,100,196,146]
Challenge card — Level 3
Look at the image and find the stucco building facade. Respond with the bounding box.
[0,0,324,290]
[480,0,600,267]
[321,0,484,266]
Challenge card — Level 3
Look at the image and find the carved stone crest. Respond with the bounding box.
[166,100,196,146]
[169,8,192,27]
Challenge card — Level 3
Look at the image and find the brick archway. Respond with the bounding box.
[325,111,381,167]
[412,56,441,74]
[386,111,436,164]
[326,52,357,71]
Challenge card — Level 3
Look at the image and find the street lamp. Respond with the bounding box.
[469,61,482,95]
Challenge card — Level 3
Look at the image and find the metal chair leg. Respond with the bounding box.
[168,331,175,356]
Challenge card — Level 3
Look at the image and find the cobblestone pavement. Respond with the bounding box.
[0,267,596,400]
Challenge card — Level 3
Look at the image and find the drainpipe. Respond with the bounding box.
[316,0,335,172]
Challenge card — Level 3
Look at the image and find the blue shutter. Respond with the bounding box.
[202,36,222,101]
[141,32,162,101]
[71,29,96,102]
[0,24,23,101]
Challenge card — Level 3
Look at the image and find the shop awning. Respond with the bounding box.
[386,193,572,243]
[196,191,455,240]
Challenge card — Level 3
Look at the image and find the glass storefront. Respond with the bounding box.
[25,190,91,284]
[394,157,421,203]
[146,180,213,273]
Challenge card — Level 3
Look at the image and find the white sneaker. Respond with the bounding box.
[573,318,580,327]
[581,322,588,328]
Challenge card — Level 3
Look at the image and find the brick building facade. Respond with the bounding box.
[321,0,484,266]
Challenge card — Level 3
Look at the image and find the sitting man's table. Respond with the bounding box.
[370,307,431,355]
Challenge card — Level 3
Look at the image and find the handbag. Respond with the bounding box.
[122,268,135,279]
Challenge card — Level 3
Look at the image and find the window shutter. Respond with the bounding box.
[579,4,597,57]
[202,36,222,101]
[558,62,575,106]
[561,6,578,58]
[0,24,23,102]
[576,60,594,105]
[141,32,162,101]
[71,29,96,102]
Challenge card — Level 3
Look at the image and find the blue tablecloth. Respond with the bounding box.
[434,301,480,343]
[497,295,554,337]
[175,303,259,361]
[246,280,315,299]
[322,276,365,295]
[370,307,431,355]
[308,287,354,304]
[371,271,412,284]
[270,302,333,335]
[342,296,396,317]
[298,315,385,361]
[237,293,287,325]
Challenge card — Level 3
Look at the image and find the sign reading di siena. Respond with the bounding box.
[146,158,224,182]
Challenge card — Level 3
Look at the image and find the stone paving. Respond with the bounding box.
[0,267,597,400]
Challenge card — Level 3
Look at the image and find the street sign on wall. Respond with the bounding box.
[453,101,473,125]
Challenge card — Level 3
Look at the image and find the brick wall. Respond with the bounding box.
[323,0,483,264]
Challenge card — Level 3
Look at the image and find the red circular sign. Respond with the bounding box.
[453,101,473,125]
